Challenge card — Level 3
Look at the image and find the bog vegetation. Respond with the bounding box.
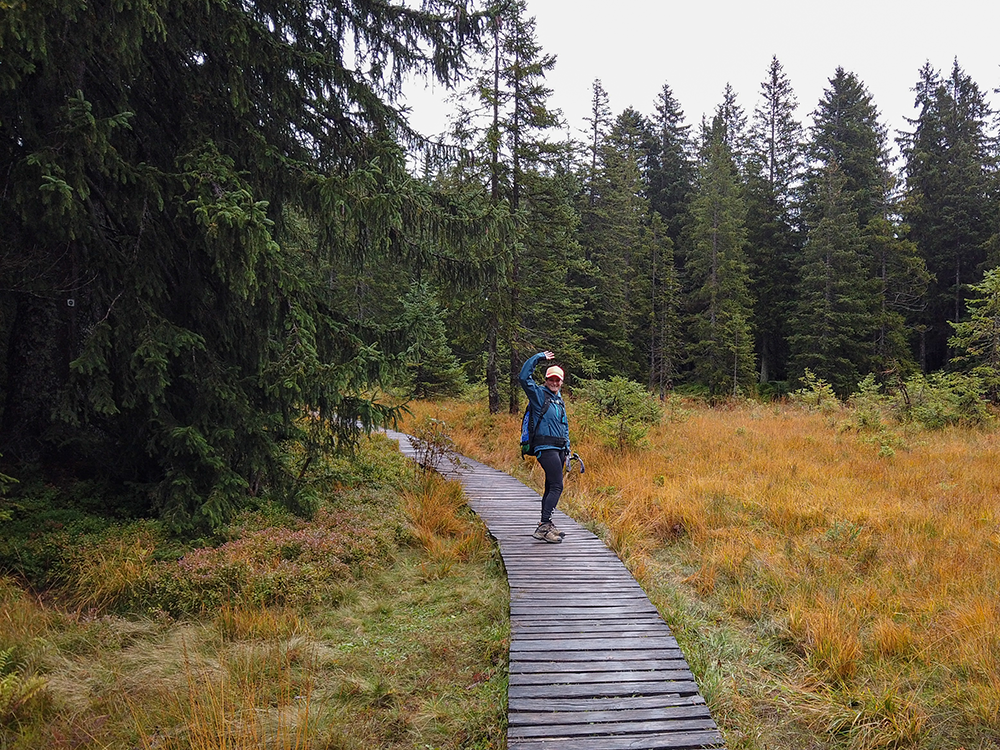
[0,434,508,749]
[405,373,1000,750]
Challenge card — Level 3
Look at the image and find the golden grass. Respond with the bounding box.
[402,471,493,576]
[404,396,1000,747]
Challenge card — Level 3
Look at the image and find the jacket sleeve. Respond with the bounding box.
[518,352,547,409]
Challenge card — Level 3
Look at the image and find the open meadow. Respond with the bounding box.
[406,392,1000,750]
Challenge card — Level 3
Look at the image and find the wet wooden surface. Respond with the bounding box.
[386,430,725,749]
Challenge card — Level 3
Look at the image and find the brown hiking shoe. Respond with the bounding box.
[533,522,562,544]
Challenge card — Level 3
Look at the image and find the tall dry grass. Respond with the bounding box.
[405,396,1000,748]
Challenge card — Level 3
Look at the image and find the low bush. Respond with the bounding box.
[576,376,664,450]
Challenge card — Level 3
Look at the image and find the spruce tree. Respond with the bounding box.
[899,60,996,371]
[684,116,756,396]
[455,0,562,413]
[745,56,804,384]
[578,108,654,378]
[805,68,892,228]
[647,83,695,245]
[949,267,1000,402]
[802,67,920,383]
[0,0,486,529]
[400,281,466,399]
[789,164,878,396]
[646,213,683,396]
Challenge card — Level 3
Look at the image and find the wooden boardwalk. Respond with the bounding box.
[386,430,725,750]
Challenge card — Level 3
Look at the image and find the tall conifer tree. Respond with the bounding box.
[745,57,804,384]
[801,67,920,383]
[578,108,653,377]
[789,165,878,395]
[900,60,996,371]
[648,83,695,245]
[0,0,485,528]
[684,112,756,395]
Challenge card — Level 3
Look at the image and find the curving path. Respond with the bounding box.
[386,430,726,750]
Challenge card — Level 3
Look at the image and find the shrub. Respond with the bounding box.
[891,372,994,429]
[790,369,841,413]
[408,417,462,473]
[151,508,397,614]
[59,522,163,612]
[576,377,663,450]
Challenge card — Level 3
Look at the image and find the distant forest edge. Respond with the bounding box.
[2,0,999,530]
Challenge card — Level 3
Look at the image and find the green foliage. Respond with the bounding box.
[789,164,878,396]
[745,57,803,385]
[684,115,756,396]
[892,372,993,429]
[400,281,466,399]
[901,60,997,372]
[844,375,905,457]
[0,647,49,729]
[949,267,1000,402]
[0,0,491,530]
[790,369,841,413]
[577,376,663,450]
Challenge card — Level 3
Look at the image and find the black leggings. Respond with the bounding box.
[536,449,565,523]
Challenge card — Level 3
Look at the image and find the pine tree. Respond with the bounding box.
[647,83,695,245]
[789,164,879,396]
[0,0,486,529]
[401,281,466,398]
[578,108,654,378]
[684,117,756,396]
[745,56,804,384]
[900,60,996,371]
[949,267,1000,402]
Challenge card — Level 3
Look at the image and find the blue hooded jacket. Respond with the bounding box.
[518,352,570,455]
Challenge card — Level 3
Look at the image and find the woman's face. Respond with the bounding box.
[545,375,563,393]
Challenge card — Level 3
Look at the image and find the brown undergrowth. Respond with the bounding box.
[405,395,1000,750]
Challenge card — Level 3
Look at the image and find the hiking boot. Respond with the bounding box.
[548,522,566,538]
[533,522,562,544]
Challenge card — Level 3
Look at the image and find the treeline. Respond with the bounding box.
[1,0,998,530]
[409,2,1000,408]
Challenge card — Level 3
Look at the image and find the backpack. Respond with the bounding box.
[519,392,558,457]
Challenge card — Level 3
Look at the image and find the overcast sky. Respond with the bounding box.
[403,0,1000,154]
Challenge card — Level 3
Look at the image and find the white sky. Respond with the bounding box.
[403,0,1000,154]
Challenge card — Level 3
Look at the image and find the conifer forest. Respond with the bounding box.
[3,0,1000,529]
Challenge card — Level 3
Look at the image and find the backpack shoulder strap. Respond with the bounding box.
[531,391,554,432]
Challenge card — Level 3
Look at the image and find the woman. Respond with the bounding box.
[518,350,570,543]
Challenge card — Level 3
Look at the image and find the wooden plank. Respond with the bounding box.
[506,730,725,750]
[508,681,703,699]
[509,669,695,685]
[511,659,692,674]
[509,694,706,713]
[519,638,679,653]
[509,717,719,739]
[509,704,713,726]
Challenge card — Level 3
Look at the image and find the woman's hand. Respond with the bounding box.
[543,350,555,360]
